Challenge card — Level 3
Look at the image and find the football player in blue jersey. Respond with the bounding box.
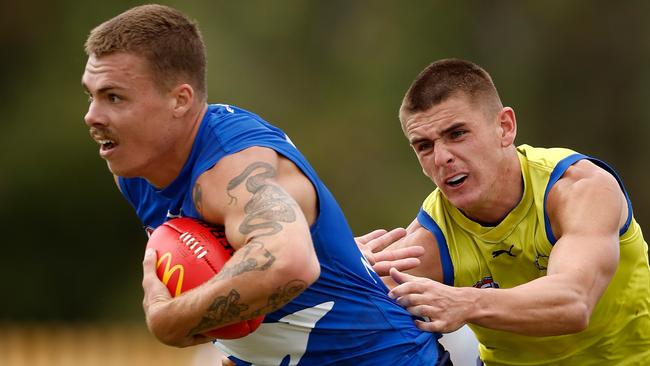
[82,4,449,365]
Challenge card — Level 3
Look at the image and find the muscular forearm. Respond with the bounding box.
[146,237,319,344]
[188,265,313,336]
[154,271,308,341]
[468,274,592,336]
[469,233,618,336]
[390,268,597,337]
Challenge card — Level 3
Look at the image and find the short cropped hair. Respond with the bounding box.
[399,59,502,123]
[85,4,207,100]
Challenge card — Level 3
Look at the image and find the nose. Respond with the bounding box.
[84,100,105,127]
[433,143,454,166]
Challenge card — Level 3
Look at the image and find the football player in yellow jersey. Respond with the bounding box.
[359,59,650,365]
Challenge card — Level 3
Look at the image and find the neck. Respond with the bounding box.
[148,103,208,189]
[462,147,523,225]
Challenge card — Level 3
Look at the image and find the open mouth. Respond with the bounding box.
[96,138,118,155]
[446,174,468,187]
[98,139,116,150]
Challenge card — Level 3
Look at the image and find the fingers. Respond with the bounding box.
[414,319,443,333]
[397,298,456,333]
[388,268,429,300]
[415,319,463,334]
[374,245,425,263]
[355,229,388,245]
[373,258,421,276]
[365,228,407,252]
[414,319,436,333]
[142,249,171,307]
[142,248,157,280]
[389,267,420,286]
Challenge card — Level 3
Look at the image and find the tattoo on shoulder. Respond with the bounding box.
[227,161,297,237]
[210,240,276,283]
[192,183,203,216]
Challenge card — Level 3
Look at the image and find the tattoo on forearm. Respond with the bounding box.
[250,279,307,317]
[192,184,203,216]
[188,280,306,336]
[210,240,276,283]
[188,289,248,336]
[227,161,297,237]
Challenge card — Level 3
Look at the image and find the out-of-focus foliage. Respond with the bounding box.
[1,0,648,322]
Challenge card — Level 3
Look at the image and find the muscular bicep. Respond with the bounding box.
[193,146,316,249]
[191,146,319,292]
[546,160,624,310]
[547,160,628,242]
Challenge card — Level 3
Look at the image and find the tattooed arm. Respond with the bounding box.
[142,146,320,347]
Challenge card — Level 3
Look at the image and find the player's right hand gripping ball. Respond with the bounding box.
[146,217,264,339]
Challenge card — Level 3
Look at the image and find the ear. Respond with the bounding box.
[497,107,517,147]
[170,83,194,118]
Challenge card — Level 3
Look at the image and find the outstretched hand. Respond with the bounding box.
[355,228,425,276]
[389,268,471,333]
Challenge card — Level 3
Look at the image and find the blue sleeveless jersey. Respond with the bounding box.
[118,104,441,365]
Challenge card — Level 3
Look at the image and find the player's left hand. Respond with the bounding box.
[388,268,472,333]
[141,248,213,347]
[355,228,425,276]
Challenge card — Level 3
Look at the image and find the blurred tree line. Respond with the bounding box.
[1,0,648,323]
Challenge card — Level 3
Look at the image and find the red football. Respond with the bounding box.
[146,217,264,339]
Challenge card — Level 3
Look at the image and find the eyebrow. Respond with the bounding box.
[441,122,466,135]
[409,136,428,146]
[81,82,124,94]
[409,122,467,145]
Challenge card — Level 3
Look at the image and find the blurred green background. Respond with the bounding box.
[1,0,648,324]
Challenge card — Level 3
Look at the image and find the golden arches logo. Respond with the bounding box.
[157,252,184,297]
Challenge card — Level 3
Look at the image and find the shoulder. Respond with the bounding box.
[191,146,287,244]
[194,146,316,232]
[195,146,283,208]
[546,159,626,238]
[550,159,621,200]
[191,105,297,186]
[203,104,288,151]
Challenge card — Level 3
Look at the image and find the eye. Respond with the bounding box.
[450,130,466,139]
[416,141,433,152]
[108,94,121,103]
